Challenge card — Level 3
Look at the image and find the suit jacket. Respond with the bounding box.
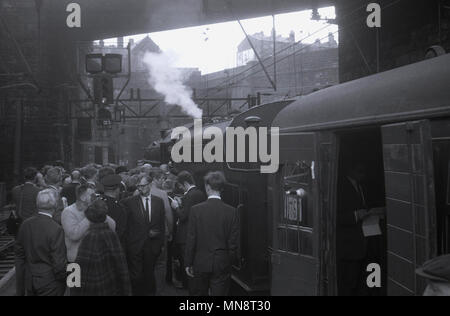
[121,195,165,280]
[185,198,240,273]
[11,183,41,220]
[337,177,368,260]
[103,195,128,250]
[61,182,80,206]
[175,187,206,244]
[15,214,67,296]
[151,186,174,237]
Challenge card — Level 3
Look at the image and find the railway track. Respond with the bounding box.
[0,211,15,288]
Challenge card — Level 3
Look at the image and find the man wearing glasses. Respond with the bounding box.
[121,174,166,296]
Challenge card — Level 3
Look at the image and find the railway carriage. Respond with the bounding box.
[269,53,450,296]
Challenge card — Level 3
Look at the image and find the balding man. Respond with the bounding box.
[15,189,68,296]
[72,170,81,183]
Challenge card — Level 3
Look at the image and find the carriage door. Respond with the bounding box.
[381,120,437,296]
[271,132,320,295]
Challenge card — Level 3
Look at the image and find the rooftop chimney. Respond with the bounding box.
[289,31,295,42]
[118,37,124,48]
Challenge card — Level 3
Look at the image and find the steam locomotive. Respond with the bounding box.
[145,53,450,296]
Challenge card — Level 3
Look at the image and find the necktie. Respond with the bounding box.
[144,198,150,224]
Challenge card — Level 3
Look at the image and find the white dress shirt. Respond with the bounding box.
[184,185,196,195]
[141,194,152,222]
[38,212,53,218]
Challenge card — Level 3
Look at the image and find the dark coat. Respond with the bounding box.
[185,198,240,273]
[11,183,41,220]
[72,223,132,296]
[15,214,67,296]
[61,182,80,206]
[175,187,206,245]
[337,177,368,260]
[103,195,128,249]
[121,195,165,281]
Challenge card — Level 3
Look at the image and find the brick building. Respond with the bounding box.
[195,31,339,111]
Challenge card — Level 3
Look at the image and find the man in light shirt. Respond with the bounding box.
[150,168,174,295]
[150,168,174,240]
[61,185,115,263]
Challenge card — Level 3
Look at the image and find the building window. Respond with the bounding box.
[237,49,255,66]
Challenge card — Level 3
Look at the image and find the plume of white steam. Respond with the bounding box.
[143,52,203,119]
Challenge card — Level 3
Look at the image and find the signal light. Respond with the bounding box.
[86,53,122,74]
[103,54,122,74]
[93,75,114,105]
[86,54,103,74]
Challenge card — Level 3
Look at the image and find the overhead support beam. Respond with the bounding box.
[42,0,334,41]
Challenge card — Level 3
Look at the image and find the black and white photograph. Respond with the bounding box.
[0,0,450,301]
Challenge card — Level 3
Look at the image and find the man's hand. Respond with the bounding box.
[149,229,161,239]
[369,207,386,218]
[171,199,180,210]
[185,266,194,278]
[355,209,369,222]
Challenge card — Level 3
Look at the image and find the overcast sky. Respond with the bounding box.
[103,6,337,74]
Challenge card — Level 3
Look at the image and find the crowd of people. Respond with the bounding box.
[10,162,240,296]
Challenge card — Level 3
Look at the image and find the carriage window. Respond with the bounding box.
[277,162,314,256]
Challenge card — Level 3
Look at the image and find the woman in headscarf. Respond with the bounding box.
[72,198,131,296]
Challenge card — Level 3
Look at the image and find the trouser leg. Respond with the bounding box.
[166,240,173,283]
[143,244,161,296]
[338,259,365,296]
[191,272,210,296]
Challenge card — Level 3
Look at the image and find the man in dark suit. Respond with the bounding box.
[121,174,166,296]
[172,171,206,288]
[15,189,67,296]
[101,174,128,250]
[337,163,379,296]
[185,171,240,296]
[60,169,81,206]
[11,167,41,220]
